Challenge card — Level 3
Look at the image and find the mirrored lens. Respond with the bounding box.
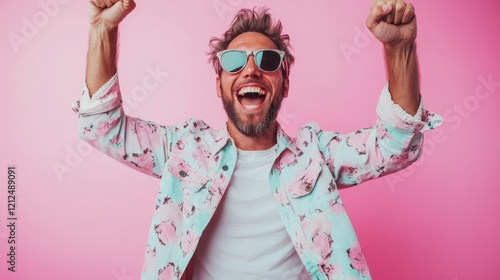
[256,50,281,72]
[221,51,246,73]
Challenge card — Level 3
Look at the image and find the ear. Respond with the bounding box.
[216,76,222,98]
[282,78,289,98]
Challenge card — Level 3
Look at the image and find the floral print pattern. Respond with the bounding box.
[73,76,443,280]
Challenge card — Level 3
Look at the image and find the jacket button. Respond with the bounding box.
[222,165,228,171]
[179,170,187,177]
[305,183,312,191]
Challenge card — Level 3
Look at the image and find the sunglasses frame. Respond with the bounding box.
[216,49,286,74]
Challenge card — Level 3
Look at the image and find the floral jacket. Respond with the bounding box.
[72,74,442,280]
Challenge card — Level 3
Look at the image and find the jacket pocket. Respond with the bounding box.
[288,158,323,199]
[167,153,211,193]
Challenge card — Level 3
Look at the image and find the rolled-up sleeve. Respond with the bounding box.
[72,73,121,115]
[376,83,442,132]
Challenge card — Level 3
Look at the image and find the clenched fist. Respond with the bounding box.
[89,0,136,28]
[366,0,417,47]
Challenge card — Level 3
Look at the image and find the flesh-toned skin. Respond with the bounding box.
[216,32,289,151]
[366,0,420,116]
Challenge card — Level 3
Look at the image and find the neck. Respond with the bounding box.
[227,121,278,151]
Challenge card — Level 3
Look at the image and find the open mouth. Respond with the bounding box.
[236,86,267,109]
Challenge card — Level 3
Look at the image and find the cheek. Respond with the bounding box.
[272,78,285,95]
[220,76,236,94]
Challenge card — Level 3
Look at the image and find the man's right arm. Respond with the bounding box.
[87,0,135,95]
[74,0,171,178]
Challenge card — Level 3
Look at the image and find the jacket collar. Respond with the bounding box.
[275,122,298,155]
[212,122,233,154]
[212,122,298,156]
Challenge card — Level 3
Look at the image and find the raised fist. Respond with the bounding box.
[366,0,417,47]
[89,0,136,29]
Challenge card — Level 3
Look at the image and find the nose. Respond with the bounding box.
[241,55,262,78]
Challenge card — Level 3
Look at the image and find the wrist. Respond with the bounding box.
[384,42,417,66]
[89,23,118,36]
[384,41,415,54]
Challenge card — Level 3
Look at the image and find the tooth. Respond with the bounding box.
[238,86,266,96]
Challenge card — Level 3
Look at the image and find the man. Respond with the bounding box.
[72,0,442,279]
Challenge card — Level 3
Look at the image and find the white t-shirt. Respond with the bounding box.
[192,145,311,280]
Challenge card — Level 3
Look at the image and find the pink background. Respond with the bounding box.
[1,0,499,279]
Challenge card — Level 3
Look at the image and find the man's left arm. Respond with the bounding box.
[367,0,419,115]
[318,0,443,187]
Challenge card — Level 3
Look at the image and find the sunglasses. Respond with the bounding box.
[216,49,285,74]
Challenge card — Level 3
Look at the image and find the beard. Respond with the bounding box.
[221,86,284,137]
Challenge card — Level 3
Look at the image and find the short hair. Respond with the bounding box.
[208,7,295,79]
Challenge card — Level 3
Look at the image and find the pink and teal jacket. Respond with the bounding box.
[73,74,442,280]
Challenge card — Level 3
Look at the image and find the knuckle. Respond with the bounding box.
[407,3,415,12]
[395,2,406,12]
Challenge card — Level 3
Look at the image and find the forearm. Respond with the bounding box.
[384,43,420,116]
[86,26,118,97]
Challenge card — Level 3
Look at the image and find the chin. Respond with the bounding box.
[222,91,282,137]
